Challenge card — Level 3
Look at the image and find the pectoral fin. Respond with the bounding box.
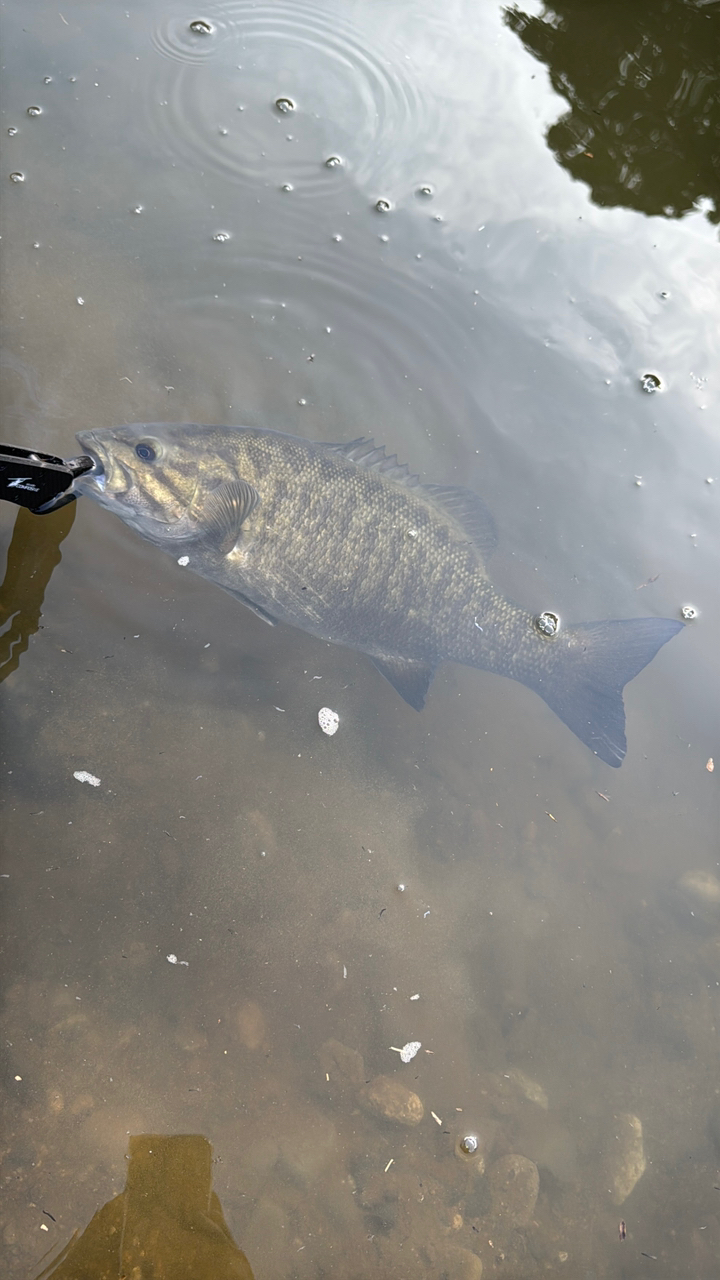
[200,480,259,553]
[370,656,436,710]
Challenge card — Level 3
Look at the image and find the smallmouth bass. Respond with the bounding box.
[76,423,682,766]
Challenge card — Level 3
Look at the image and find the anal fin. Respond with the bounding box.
[370,655,436,710]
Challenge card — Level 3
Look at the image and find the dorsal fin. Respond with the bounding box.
[317,439,496,553]
[422,483,498,555]
[316,437,420,488]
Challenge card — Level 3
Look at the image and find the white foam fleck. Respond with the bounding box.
[318,706,339,735]
[73,770,101,786]
[399,1040,421,1063]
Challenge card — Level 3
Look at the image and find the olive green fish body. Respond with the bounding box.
[76,423,682,765]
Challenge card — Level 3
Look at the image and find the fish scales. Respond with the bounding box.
[76,423,682,766]
[235,435,490,657]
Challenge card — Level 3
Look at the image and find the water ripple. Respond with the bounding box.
[145,0,431,195]
[150,11,228,64]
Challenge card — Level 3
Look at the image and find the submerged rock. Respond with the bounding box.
[359,1074,424,1127]
[678,869,720,905]
[236,1000,267,1051]
[607,1112,646,1204]
[507,1066,549,1110]
[487,1153,539,1226]
[441,1245,484,1279]
[319,1038,365,1087]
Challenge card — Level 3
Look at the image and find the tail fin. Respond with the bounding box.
[527,618,682,767]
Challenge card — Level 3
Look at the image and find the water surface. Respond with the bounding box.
[1,1,719,1276]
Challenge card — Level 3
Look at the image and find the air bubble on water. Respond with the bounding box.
[7,127,18,136]
[132,204,143,214]
[375,198,391,212]
[332,234,342,242]
[706,477,714,484]
[433,214,444,222]
[189,19,214,35]
[9,171,25,183]
[212,230,231,242]
[236,104,245,112]
[325,155,342,168]
[76,297,85,306]
[325,326,332,333]
[280,182,293,192]
[69,76,77,83]
[275,97,295,114]
[634,476,643,487]
[457,1134,478,1157]
[379,234,389,242]
[43,76,53,85]
[27,106,42,117]
[535,610,560,637]
[397,883,406,892]
[640,372,662,393]
[298,398,307,406]
[417,184,433,197]
[680,605,698,621]
[218,126,228,136]
[33,242,40,249]
[659,291,670,300]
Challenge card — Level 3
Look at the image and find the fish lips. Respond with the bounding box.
[74,431,138,504]
[75,430,109,493]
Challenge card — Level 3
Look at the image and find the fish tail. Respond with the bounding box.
[521,617,682,766]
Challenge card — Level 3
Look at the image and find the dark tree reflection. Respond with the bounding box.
[504,0,720,223]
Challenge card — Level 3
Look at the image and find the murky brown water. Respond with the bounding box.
[1,2,719,1277]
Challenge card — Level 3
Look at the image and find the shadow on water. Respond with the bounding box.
[0,505,76,684]
[504,0,720,224]
[37,1134,254,1280]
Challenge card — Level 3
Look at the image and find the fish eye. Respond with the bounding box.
[135,442,157,462]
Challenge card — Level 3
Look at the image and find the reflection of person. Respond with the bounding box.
[36,1135,255,1280]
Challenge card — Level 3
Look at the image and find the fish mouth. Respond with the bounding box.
[74,431,117,496]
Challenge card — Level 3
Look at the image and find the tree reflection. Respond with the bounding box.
[504,0,719,224]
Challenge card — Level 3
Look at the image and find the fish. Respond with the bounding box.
[75,423,682,766]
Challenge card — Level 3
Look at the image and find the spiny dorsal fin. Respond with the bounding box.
[316,437,420,488]
[200,479,259,552]
[422,483,498,556]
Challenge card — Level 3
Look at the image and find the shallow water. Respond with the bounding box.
[1,1,719,1276]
